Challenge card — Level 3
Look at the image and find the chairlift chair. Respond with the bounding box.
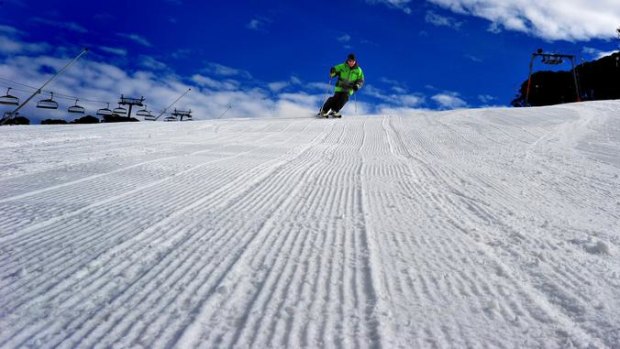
[97,103,113,116]
[68,99,85,114]
[113,104,127,116]
[37,92,59,109]
[136,104,153,118]
[0,87,19,106]
[550,57,563,65]
[541,55,563,65]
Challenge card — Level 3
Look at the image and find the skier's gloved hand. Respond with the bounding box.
[352,83,361,91]
[329,67,338,78]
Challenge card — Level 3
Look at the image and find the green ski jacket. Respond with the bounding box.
[330,62,365,96]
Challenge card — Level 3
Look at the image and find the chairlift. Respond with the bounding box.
[0,87,19,106]
[37,92,59,109]
[541,55,563,65]
[113,103,127,116]
[97,103,113,116]
[68,99,85,114]
[136,104,153,117]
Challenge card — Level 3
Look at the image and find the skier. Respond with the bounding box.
[319,53,365,118]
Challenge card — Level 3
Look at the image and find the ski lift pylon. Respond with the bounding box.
[37,92,59,109]
[0,87,19,106]
[68,99,85,114]
[97,103,113,116]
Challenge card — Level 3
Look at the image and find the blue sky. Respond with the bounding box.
[1,0,619,121]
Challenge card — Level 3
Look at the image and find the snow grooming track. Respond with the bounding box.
[0,119,333,347]
[174,118,384,348]
[377,107,619,348]
[1,101,619,349]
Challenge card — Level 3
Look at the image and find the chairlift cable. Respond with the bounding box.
[7,48,89,118]
[218,105,232,118]
[153,88,191,121]
[0,74,110,106]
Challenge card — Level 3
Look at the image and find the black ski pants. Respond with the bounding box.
[322,92,349,113]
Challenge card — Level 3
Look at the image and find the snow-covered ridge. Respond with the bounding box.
[1,101,619,348]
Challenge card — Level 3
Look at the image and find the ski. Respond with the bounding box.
[316,111,342,118]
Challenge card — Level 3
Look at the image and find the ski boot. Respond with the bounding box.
[318,109,330,118]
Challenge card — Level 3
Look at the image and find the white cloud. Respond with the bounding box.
[247,19,262,30]
[32,17,88,33]
[0,25,21,35]
[425,11,463,30]
[426,0,620,41]
[307,81,332,92]
[100,46,127,56]
[338,34,352,42]
[268,81,289,92]
[203,62,253,79]
[582,47,617,60]
[191,74,240,91]
[380,77,401,85]
[117,33,152,47]
[0,35,49,55]
[398,95,425,107]
[267,76,305,92]
[139,56,167,70]
[0,25,49,55]
[364,85,425,107]
[171,49,192,60]
[246,17,272,32]
[465,54,482,63]
[431,91,467,109]
[379,77,410,94]
[478,94,496,104]
[367,0,413,14]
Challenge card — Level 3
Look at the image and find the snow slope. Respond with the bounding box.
[1,101,619,348]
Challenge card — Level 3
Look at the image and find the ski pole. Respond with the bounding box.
[320,77,333,113]
[324,77,333,100]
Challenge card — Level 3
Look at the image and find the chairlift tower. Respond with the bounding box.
[525,48,581,106]
[118,94,145,119]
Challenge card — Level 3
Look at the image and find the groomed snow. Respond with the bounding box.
[1,101,619,348]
